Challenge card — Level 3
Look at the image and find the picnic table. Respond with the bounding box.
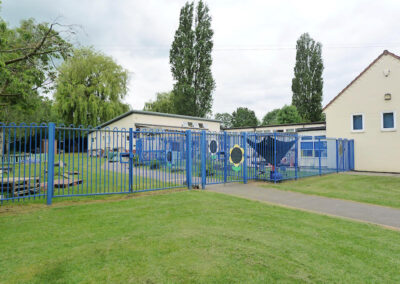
[0,177,40,197]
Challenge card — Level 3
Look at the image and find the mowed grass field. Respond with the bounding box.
[1,190,400,283]
[267,173,400,208]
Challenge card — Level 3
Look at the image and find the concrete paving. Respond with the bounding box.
[343,171,400,178]
[207,182,400,230]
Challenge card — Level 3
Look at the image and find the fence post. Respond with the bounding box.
[336,139,339,173]
[274,132,277,183]
[46,123,55,205]
[201,130,206,189]
[223,131,228,183]
[242,132,247,184]
[186,130,192,189]
[129,128,133,192]
[295,135,298,180]
[343,139,346,172]
[350,140,355,170]
[318,137,322,176]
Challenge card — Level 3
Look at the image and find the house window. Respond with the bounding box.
[382,112,396,131]
[351,114,364,132]
[198,123,204,128]
[187,122,194,127]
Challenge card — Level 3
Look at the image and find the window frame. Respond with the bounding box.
[381,111,396,131]
[351,113,365,132]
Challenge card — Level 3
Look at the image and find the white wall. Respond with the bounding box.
[324,52,400,173]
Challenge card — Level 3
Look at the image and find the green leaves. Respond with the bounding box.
[143,91,176,114]
[54,48,130,127]
[0,17,73,123]
[291,33,324,122]
[231,107,258,128]
[170,0,215,118]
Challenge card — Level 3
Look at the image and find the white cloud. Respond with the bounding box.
[3,0,400,120]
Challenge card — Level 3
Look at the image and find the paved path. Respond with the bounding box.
[207,183,400,230]
[343,171,400,178]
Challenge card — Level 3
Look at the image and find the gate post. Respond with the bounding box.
[343,139,346,171]
[242,132,247,184]
[336,139,339,173]
[295,135,298,180]
[186,130,192,189]
[46,123,55,205]
[223,131,228,183]
[274,132,277,183]
[201,131,206,189]
[318,137,322,176]
[129,128,133,192]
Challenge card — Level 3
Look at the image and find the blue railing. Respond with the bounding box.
[0,123,354,205]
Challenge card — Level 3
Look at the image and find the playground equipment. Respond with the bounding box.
[247,136,296,181]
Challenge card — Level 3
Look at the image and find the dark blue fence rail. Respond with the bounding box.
[0,123,354,205]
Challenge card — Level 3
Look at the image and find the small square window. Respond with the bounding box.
[382,112,396,131]
[198,123,204,128]
[352,114,364,131]
[187,122,194,127]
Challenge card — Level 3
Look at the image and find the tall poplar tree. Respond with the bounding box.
[169,0,215,117]
[291,33,324,122]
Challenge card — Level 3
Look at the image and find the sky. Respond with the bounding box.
[2,0,400,120]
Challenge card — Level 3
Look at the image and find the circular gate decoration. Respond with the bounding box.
[209,139,218,160]
[229,144,244,172]
[166,150,173,166]
[209,140,218,153]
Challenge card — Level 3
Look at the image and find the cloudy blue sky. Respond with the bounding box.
[2,0,400,119]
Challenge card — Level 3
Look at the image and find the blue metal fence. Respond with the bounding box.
[0,123,354,205]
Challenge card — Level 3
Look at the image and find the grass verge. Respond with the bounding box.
[1,190,399,283]
[265,173,400,208]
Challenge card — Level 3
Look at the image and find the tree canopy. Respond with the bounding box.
[0,17,73,123]
[291,33,324,122]
[261,108,280,125]
[170,0,215,117]
[214,112,233,128]
[143,91,175,114]
[231,107,258,128]
[276,105,302,124]
[54,48,130,126]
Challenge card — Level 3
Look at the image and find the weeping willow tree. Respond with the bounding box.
[54,48,130,127]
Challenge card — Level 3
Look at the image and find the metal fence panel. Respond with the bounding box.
[0,123,355,204]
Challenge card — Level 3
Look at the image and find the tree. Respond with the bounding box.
[143,91,175,113]
[54,48,130,126]
[276,105,302,124]
[292,33,324,122]
[231,107,258,128]
[214,112,233,128]
[0,16,73,123]
[261,108,280,125]
[170,0,215,117]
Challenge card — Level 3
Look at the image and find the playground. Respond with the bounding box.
[0,123,354,204]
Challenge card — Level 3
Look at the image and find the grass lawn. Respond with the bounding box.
[1,191,400,283]
[265,173,400,208]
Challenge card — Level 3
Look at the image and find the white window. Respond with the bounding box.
[351,113,364,132]
[381,111,396,131]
